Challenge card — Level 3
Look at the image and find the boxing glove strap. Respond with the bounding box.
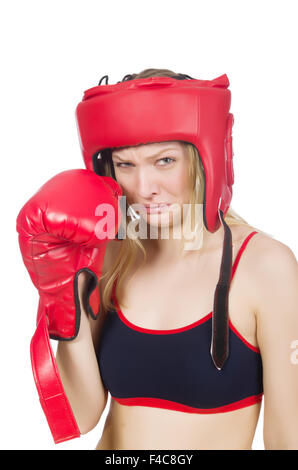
[30,312,81,444]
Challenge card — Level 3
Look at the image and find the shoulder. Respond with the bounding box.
[239,227,297,318]
[240,227,297,277]
[231,224,296,268]
[229,224,297,312]
[255,234,297,309]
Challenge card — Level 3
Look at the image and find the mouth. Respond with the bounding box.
[144,203,171,214]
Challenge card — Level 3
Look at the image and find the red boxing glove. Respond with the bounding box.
[16,169,122,443]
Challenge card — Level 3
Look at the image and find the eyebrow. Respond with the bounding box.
[112,147,180,161]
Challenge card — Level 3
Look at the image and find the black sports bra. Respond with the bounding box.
[96,231,263,414]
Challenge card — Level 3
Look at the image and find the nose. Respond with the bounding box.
[135,168,159,198]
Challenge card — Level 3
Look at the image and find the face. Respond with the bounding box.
[111,141,191,231]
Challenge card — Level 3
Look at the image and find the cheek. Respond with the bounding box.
[114,171,128,190]
[114,174,134,202]
[166,167,190,199]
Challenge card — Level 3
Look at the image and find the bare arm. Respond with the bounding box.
[56,270,108,434]
[253,239,298,449]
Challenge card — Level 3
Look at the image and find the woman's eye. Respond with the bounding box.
[115,162,131,168]
[115,157,175,168]
[157,157,175,166]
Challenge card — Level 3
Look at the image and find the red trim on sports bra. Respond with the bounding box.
[229,322,260,353]
[111,393,263,414]
[115,306,213,334]
[112,231,260,351]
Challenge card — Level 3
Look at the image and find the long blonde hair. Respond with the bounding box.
[98,68,265,313]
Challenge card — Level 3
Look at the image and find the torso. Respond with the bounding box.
[96,224,264,450]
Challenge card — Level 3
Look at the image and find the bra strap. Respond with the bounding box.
[231,231,258,281]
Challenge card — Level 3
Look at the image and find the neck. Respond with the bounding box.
[144,223,225,262]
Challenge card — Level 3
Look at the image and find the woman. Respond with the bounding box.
[56,68,298,449]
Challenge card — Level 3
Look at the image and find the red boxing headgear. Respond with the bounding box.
[75,74,234,233]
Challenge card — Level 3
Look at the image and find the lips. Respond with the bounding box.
[144,203,169,208]
[144,203,170,213]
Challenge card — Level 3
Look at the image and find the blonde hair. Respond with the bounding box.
[98,68,265,313]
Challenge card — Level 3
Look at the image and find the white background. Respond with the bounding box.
[1,0,297,450]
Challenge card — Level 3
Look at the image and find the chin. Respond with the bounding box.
[145,212,175,229]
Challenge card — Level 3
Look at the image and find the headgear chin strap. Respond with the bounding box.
[76,73,235,370]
